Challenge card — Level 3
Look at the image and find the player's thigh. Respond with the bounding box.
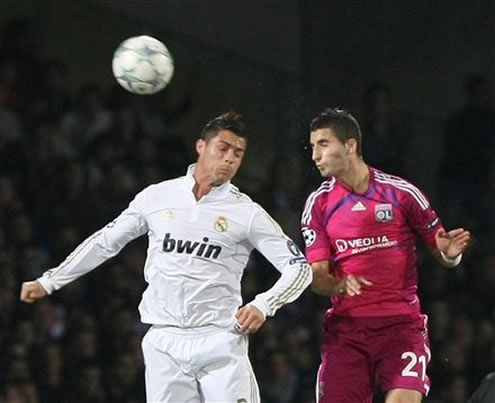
[141,329,200,403]
[376,317,431,397]
[318,323,374,403]
[385,388,422,403]
[199,331,260,403]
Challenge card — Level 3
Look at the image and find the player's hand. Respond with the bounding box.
[336,274,372,297]
[20,280,48,303]
[235,305,265,334]
[435,228,471,258]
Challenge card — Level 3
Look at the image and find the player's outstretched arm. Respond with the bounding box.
[20,280,48,303]
[21,191,148,296]
[312,260,372,297]
[433,228,471,268]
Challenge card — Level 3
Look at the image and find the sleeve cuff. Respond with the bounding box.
[37,276,55,295]
[248,297,270,319]
[440,251,462,267]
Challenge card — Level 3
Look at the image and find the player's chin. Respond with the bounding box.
[213,172,233,185]
[317,166,330,177]
[218,168,236,180]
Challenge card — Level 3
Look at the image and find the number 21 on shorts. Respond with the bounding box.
[401,351,427,381]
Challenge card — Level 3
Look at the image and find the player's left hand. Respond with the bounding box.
[20,280,48,303]
[235,305,265,334]
[435,228,471,258]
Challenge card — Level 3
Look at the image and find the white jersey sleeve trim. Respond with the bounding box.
[374,171,429,210]
[301,178,335,225]
[246,206,312,317]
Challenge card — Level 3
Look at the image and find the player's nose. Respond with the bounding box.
[312,148,320,161]
[224,149,236,164]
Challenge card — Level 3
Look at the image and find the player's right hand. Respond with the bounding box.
[20,280,48,303]
[337,274,372,296]
[235,305,265,334]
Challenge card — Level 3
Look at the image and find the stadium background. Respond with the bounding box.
[0,1,494,402]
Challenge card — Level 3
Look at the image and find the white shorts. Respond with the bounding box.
[141,325,260,403]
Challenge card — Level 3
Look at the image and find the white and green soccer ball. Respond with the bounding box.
[112,35,174,95]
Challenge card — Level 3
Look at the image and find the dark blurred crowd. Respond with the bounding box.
[1,18,494,403]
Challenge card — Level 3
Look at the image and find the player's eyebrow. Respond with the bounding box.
[218,139,246,152]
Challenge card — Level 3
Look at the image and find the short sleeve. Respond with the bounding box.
[403,183,443,249]
[300,190,331,263]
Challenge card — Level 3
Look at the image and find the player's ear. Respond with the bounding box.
[196,138,205,155]
[346,139,357,154]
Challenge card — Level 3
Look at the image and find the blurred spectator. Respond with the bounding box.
[0,102,24,174]
[0,18,42,112]
[360,80,411,177]
[439,74,495,235]
[259,153,307,242]
[70,364,106,403]
[59,84,113,148]
[469,372,495,403]
[261,350,299,403]
[440,375,469,403]
[30,59,72,122]
[107,353,145,403]
[0,174,23,223]
[35,343,63,403]
[4,358,39,403]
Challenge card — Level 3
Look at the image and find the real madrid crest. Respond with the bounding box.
[163,209,175,220]
[214,216,228,232]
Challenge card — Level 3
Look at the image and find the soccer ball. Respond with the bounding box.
[112,35,174,95]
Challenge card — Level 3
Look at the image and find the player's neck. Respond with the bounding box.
[338,160,370,194]
[193,168,226,200]
[192,182,213,200]
[192,168,211,199]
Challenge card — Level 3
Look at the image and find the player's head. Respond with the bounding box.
[309,107,362,177]
[195,111,247,185]
[199,111,247,142]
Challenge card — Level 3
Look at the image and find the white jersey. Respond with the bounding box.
[38,164,312,329]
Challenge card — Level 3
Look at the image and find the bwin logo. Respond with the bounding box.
[162,233,222,259]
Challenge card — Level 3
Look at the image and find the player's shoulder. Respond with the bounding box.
[371,168,430,209]
[224,185,271,219]
[305,177,337,205]
[301,178,337,225]
[371,167,422,191]
[308,177,337,197]
[371,167,412,186]
[226,184,254,204]
[133,177,184,205]
[140,177,183,194]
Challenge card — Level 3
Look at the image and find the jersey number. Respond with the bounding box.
[401,351,427,381]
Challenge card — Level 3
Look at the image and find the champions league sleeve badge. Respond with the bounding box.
[375,203,393,222]
[302,227,317,247]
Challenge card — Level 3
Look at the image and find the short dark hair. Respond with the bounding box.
[200,111,247,141]
[310,107,362,156]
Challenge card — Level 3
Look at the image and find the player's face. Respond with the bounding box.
[310,128,352,177]
[196,130,246,185]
